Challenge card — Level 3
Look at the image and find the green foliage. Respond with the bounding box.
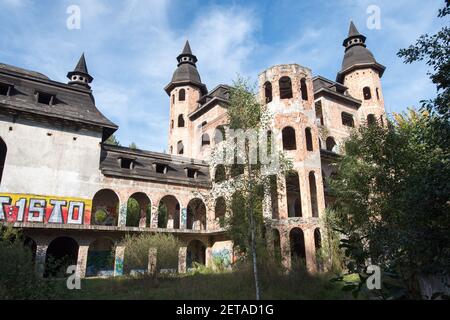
[129,142,138,149]
[0,226,57,299]
[126,198,141,227]
[120,233,181,273]
[105,134,121,146]
[397,2,449,119]
[94,209,107,224]
[157,203,168,228]
[329,110,450,299]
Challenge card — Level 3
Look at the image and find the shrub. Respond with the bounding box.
[0,226,57,299]
[120,233,181,274]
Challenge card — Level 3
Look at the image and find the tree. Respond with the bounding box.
[329,110,450,299]
[397,2,450,119]
[205,77,292,299]
[129,142,138,149]
[105,134,120,146]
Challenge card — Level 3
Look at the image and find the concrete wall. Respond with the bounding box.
[0,114,103,199]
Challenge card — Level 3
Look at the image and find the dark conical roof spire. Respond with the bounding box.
[182,40,193,55]
[67,53,93,88]
[74,53,89,74]
[348,21,361,38]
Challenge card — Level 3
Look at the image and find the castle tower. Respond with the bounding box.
[337,21,386,125]
[165,41,207,157]
[67,53,93,89]
[259,64,325,273]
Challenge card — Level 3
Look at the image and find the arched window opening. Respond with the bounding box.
[300,78,308,101]
[214,165,226,183]
[315,101,324,126]
[158,195,180,229]
[170,120,174,129]
[264,81,272,103]
[179,89,186,101]
[326,137,337,152]
[177,141,184,155]
[178,114,185,127]
[86,237,115,277]
[187,198,207,230]
[92,189,119,226]
[286,171,302,217]
[314,228,322,250]
[279,76,293,99]
[376,88,380,100]
[367,114,376,126]
[363,86,371,100]
[341,112,355,127]
[0,138,6,185]
[187,240,206,269]
[290,228,306,268]
[309,172,319,218]
[127,192,151,228]
[269,175,279,219]
[305,128,313,151]
[201,133,210,147]
[215,197,226,227]
[214,126,226,144]
[282,127,296,150]
[44,237,79,278]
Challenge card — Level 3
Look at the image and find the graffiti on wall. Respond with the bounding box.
[0,193,92,225]
[212,248,232,268]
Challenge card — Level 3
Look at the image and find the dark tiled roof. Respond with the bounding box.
[165,41,207,95]
[0,62,117,138]
[189,84,231,120]
[313,76,361,107]
[0,63,49,80]
[100,144,211,188]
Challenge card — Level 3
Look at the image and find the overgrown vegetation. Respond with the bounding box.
[328,2,450,300]
[0,226,59,299]
[120,233,181,273]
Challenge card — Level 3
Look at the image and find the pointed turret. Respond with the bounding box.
[336,21,385,83]
[67,53,93,89]
[165,41,207,95]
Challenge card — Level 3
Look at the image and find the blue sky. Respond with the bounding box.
[0,0,447,151]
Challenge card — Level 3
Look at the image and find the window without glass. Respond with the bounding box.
[279,76,293,99]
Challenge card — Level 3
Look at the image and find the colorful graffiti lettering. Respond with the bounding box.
[0,193,92,225]
[212,248,232,268]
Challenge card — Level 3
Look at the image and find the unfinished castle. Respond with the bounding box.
[0,21,386,277]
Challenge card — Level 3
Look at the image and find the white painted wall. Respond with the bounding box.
[0,114,103,199]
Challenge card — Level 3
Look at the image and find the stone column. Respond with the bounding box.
[178,246,187,274]
[205,246,213,268]
[262,179,273,220]
[277,175,288,219]
[315,170,326,219]
[180,207,187,229]
[35,242,48,277]
[148,248,157,275]
[76,241,90,278]
[151,204,158,228]
[304,228,318,273]
[118,203,127,227]
[299,168,312,218]
[280,228,291,271]
[114,245,125,276]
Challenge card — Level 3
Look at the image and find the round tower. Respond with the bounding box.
[259,64,325,273]
[165,41,207,157]
[337,21,386,125]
